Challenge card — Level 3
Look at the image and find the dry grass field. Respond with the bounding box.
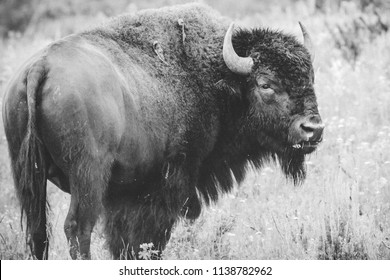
[1,0,390,259]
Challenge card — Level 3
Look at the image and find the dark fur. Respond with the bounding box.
[2,3,320,259]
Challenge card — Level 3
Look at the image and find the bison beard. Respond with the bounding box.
[278,149,306,184]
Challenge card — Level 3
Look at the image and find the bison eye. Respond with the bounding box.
[261,84,271,89]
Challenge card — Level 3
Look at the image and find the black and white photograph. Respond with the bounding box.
[0,0,389,267]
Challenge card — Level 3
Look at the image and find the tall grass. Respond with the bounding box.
[0,2,390,259]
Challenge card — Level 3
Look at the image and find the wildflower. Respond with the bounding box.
[138,242,159,260]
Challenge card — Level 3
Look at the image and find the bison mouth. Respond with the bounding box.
[291,140,321,154]
[278,139,322,184]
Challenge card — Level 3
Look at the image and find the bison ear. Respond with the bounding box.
[223,22,254,75]
[299,22,315,63]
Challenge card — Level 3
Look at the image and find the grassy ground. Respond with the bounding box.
[1,2,390,259]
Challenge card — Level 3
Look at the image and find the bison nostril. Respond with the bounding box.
[299,122,324,141]
[300,124,315,133]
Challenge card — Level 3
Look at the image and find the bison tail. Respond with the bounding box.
[14,62,48,240]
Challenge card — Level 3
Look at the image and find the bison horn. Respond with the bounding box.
[299,22,315,62]
[223,22,254,75]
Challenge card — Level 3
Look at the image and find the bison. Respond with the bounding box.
[2,3,324,259]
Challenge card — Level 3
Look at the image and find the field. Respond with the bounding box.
[1,0,390,260]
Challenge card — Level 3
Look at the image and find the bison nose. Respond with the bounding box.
[298,116,324,142]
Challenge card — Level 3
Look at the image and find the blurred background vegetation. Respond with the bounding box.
[1,0,389,67]
[0,0,389,37]
[1,0,390,259]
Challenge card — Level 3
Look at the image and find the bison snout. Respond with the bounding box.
[297,116,324,143]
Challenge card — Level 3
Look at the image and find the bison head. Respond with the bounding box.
[223,23,324,182]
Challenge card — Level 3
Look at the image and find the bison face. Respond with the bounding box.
[223,22,324,181]
[249,68,323,181]
[247,67,323,155]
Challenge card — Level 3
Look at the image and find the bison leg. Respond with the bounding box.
[105,162,201,259]
[64,186,101,260]
[105,195,176,259]
[76,197,100,260]
[64,195,79,259]
[64,201,98,260]
[64,158,112,259]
